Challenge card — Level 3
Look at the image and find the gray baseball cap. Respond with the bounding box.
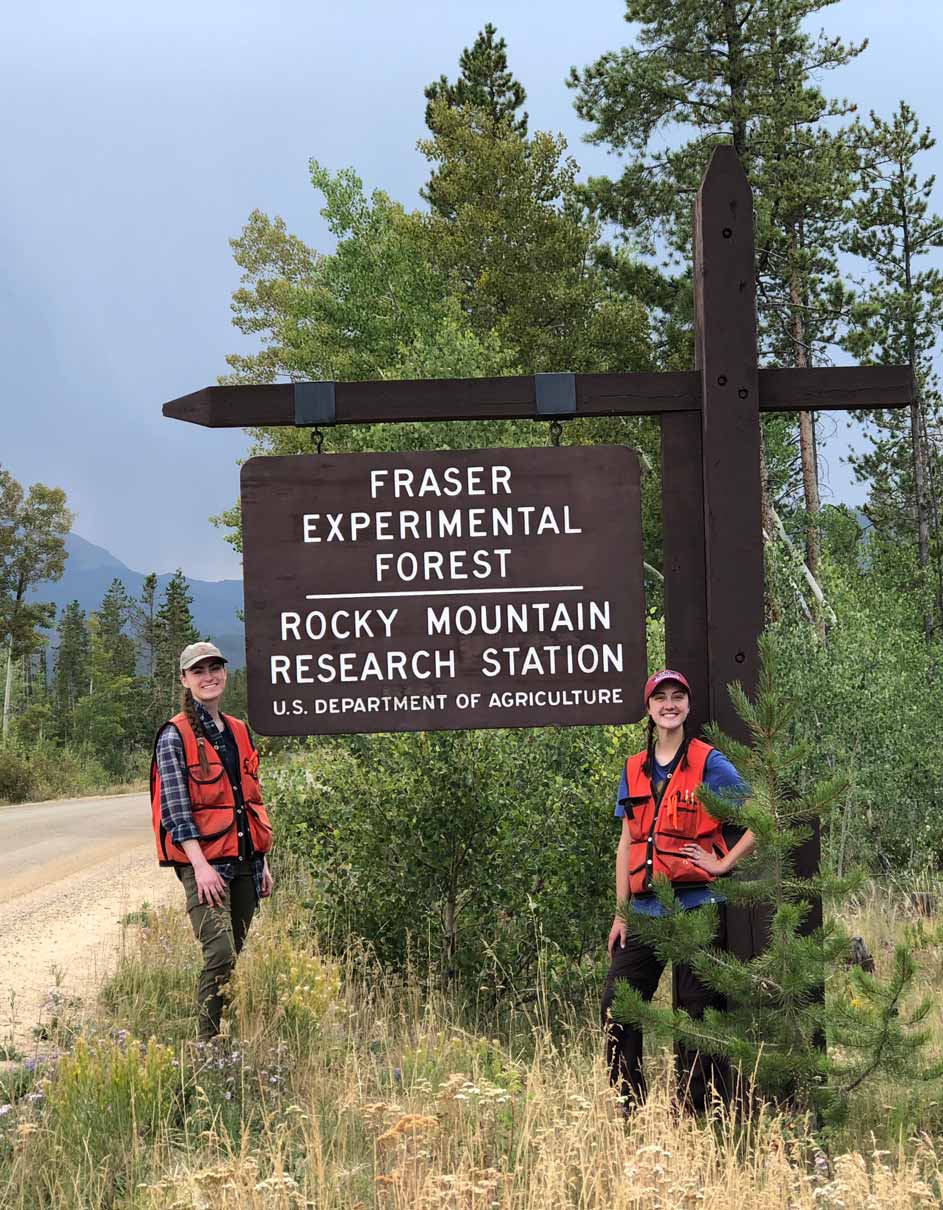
[179,641,227,672]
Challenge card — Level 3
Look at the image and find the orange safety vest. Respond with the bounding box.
[150,712,273,867]
[623,737,727,896]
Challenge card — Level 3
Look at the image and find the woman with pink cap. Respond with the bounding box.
[601,668,755,1111]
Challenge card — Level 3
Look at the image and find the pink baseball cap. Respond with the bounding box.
[643,669,691,703]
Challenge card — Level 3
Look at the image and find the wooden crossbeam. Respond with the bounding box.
[162,363,913,428]
[758,365,913,413]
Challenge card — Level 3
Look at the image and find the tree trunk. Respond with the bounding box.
[721,0,747,156]
[798,408,822,575]
[2,638,13,743]
[441,881,458,993]
[900,174,934,636]
[919,408,943,626]
[759,423,779,622]
[910,394,933,640]
[790,275,824,636]
[759,423,776,540]
[911,396,931,565]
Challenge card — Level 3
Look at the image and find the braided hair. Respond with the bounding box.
[182,687,212,776]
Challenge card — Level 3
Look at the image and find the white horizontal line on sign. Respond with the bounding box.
[305,585,585,601]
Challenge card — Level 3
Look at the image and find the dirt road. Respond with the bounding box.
[0,792,178,1050]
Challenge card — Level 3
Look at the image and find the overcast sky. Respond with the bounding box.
[2,0,941,581]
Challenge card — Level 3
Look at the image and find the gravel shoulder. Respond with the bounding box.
[0,793,180,1052]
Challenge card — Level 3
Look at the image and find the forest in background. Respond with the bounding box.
[0,510,247,800]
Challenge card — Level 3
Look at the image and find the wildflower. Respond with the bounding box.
[376,1114,438,1146]
[0,1105,11,1117]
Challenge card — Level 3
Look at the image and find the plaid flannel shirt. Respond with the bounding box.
[155,701,266,899]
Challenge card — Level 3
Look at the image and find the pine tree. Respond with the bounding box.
[569,1,863,253]
[841,103,943,634]
[419,102,650,376]
[423,24,528,221]
[154,571,199,717]
[424,22,527,138]
[138,572,159,679]
[91,578,136,683]
[53,601,90,738]
[137,571,165,739]
[612,635,941,1121]
[569,1,864,588]
[69,578,143,763]
[751,78,857,592]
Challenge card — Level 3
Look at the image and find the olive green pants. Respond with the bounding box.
[180,863,257,1040]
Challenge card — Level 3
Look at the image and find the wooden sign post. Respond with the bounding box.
[163,144,913,958]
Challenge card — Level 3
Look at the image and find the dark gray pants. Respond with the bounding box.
[180,863,257,1040]
[601,905,730,1111]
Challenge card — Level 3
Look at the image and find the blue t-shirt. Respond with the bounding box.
[615,749,747,916]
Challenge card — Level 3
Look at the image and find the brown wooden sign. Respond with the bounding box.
[241,446,646,735]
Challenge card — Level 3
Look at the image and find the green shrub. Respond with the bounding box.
[45,1036,179,1156]
[268,721,642,1002]
[768,535,943,872]
[0,739,148,805]
[10,1035,182,1205]
[0,747,36,802]
[231,920,341,1049]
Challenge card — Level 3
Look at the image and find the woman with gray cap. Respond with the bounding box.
[601,668,755,1112]
[151,641,273,1040]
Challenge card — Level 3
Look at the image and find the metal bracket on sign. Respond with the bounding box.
[534,373,576,446]
[293,380,336,454]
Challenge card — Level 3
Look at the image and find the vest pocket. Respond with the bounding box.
[627,842,651,892]
[624,795,651,841]
[187,762,230,807]
[247,804,273,853]
[241,749,263,805]
[194,810,236,843]
[653,837,712,883]
[657,799,699,839]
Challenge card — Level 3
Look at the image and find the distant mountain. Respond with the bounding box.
[31,534,246,668]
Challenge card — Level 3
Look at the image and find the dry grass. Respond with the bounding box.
[2,871,943,1209]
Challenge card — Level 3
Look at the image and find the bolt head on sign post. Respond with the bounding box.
[240,445,647,735]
